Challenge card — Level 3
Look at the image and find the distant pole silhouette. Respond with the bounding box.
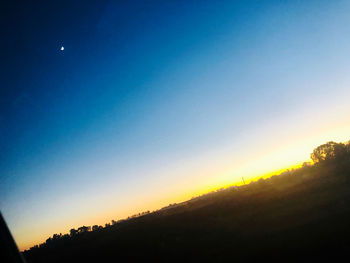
[242,177,246,185]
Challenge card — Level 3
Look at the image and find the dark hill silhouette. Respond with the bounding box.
[23,140,350,262]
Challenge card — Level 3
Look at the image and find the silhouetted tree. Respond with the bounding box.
[52,233,62,240]
[70,228,78,237]
[45,237,52,244]
[311,141,346,163]
[78,226,90,233]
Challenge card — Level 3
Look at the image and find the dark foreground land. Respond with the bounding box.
[23,142,350,262]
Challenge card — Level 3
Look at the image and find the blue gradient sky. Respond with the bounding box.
[1,0,350,249]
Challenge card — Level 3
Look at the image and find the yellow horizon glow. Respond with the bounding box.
[16,122,350,251]
[16,161,304,251]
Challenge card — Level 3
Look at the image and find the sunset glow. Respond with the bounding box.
[1,1,350,252]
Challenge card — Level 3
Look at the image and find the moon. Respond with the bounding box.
[60,46,64,51]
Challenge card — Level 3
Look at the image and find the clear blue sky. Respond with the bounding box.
[1,0,350,249]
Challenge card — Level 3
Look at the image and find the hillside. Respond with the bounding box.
[23,141,350,262]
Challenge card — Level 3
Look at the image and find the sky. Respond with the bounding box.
[1,0,350,250]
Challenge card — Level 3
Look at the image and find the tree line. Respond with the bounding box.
[23,139,350,262]
[28,210,150,250]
